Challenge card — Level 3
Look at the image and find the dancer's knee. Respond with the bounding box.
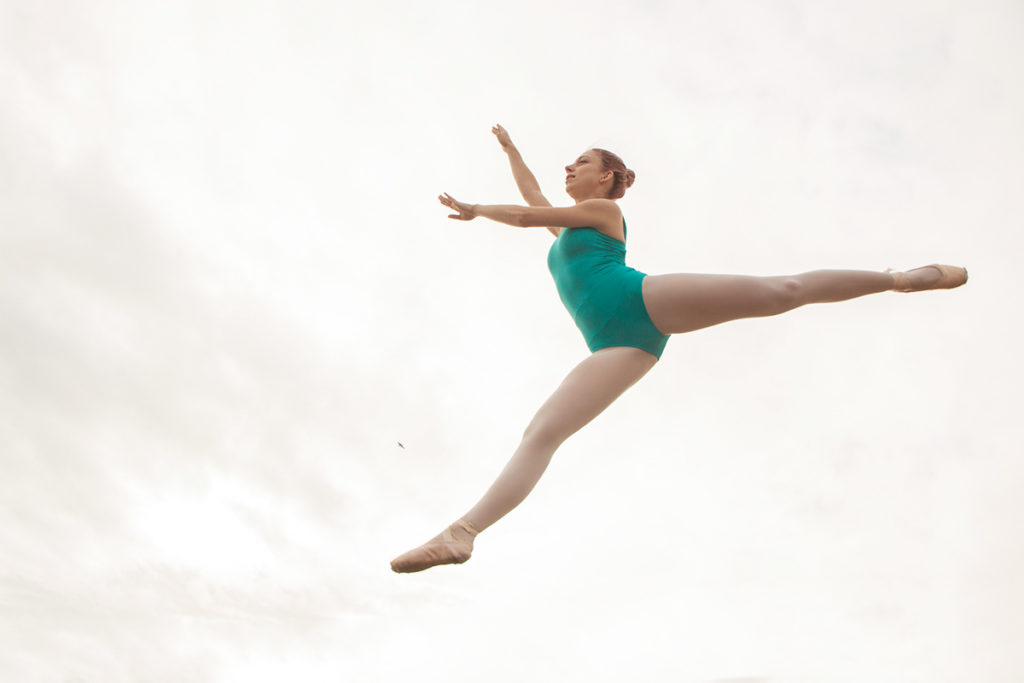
[521,420,568,452]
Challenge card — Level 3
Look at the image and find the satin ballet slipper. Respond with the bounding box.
[888,264,968,292]
[390,519,480,574]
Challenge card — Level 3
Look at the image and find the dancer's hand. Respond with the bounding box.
[439,193,477,220]
[492,124,514,150]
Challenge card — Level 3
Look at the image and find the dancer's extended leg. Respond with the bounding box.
[390,346,657,573]
[463,346,658,531]
[642,269,898,335]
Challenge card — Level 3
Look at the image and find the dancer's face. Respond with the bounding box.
[565,150,613,199]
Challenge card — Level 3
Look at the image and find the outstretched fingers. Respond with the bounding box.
[438,192,473,220]
[438,192,455,214]
[492,123,512,147]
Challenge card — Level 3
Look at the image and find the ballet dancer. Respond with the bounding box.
[390,124,967,573]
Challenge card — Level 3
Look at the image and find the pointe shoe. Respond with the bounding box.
[888,264,968,292]
[390,519,480,574]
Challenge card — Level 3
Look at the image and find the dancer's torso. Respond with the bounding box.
[547,221,670,359]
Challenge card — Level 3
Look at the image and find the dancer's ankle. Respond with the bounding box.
[448,518,480,543]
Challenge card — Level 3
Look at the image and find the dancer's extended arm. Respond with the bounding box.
[492,124,560,237]
[439,194,620,232]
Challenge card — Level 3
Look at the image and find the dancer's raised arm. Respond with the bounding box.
[492,124,560,237]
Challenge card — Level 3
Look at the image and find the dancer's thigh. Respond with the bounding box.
[642,272,794,335]
[523,347,657,446]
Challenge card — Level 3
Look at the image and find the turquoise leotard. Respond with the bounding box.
[547,221,670,359]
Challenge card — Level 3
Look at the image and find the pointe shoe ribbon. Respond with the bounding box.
[887,264,968,292]
[390,519,480,574]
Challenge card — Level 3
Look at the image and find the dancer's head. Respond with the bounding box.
[564,149,635,201]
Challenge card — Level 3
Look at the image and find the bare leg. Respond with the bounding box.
[462,346,658,531]
[391,346,658,573]
[642,269,900,335]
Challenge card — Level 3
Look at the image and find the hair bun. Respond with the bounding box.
[593,148,635,199]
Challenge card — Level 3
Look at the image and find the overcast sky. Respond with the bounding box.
[2,0,1022,681]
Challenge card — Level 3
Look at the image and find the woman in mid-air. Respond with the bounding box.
[391,124,967,573]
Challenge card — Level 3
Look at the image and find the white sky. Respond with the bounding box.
[1,0,1022,681]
